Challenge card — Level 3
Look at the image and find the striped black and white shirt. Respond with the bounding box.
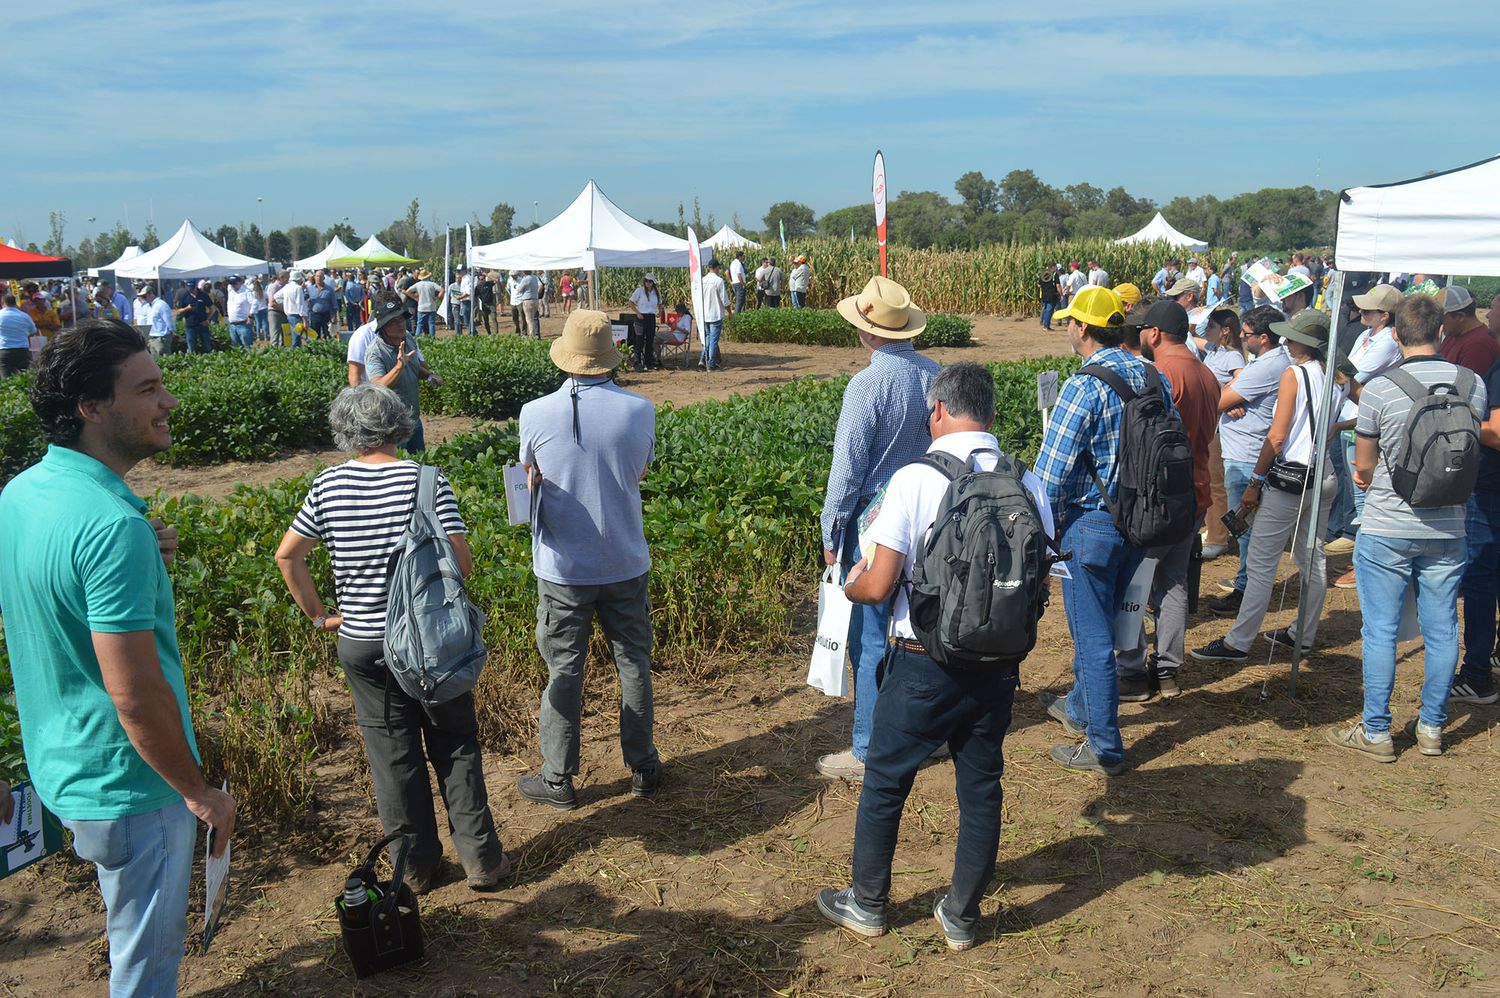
[290,460,466,641]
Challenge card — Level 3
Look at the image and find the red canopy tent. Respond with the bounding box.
[0,245,74,279]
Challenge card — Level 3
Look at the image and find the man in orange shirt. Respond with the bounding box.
[1116,300,1221,700]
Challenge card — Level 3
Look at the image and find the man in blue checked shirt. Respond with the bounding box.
[817,276,941,781]
[1033,285,1175,777]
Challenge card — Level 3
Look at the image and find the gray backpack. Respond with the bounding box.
[383,466,488,705]
[1381,366,1482,508]
[906,449,1057,669]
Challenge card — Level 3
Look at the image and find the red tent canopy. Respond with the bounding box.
[0,245,74,279]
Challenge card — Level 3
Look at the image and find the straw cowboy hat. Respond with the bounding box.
[416,268,431,279]
[836,275,925,339]
[550,309,622,375]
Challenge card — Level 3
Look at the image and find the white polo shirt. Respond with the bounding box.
[862,431,1052,640]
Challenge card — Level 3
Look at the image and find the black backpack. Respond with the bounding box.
[906,449,1057,669]
[1079,363,1196,548]
[1381,365,1482,508]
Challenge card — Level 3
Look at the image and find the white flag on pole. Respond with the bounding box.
[687,226,706,346]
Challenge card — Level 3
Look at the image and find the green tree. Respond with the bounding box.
[141,222,159,249]
[817,204,875,239]
[244,223,265,259]
[324,221,357,245]
[998,169,1064,217]
[1063,183,1105,213]
[488,202,515,240]
[44,211,65,256]
[99,223,135,262]
[887,190,960,249]
[954,171,1000,219]
[213,224,239,252]
[287,225,320,260]
[267,229,292,263]
[763,201,815,240]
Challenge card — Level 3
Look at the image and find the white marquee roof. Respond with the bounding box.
[88,245,143,278]
[470,181,697,271]
[293,235,357,271]
[1336,153,1500,277]
[1114,211,1209,252]
[114,221,271,280]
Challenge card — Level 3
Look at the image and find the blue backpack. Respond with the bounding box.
[383,466,488,705]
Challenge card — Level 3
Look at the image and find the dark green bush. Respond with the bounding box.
[723,307,971,349]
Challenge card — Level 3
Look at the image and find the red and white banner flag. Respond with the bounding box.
[873,150,888,277]
[686,226,706,345]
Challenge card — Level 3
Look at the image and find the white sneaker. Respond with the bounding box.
[816,750,866,781]
[1201,544,1228,560]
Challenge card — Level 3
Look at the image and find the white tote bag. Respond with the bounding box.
[1113,556,1158,651]
[806,566,853,697]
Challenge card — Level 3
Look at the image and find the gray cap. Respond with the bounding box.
[1165,278,1201,298]
[1440,284,1474,312]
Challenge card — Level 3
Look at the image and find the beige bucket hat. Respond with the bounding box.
[836,276,925,339]
[549,309,623,375]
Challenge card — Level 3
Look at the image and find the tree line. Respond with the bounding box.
[26,170,1338,269]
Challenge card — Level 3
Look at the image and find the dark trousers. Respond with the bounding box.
[1460,493,1500,693]
[0,347,31,378]
[345,302,364,329]
[733,284,746,312]
[337,636,504,878]
[476,302,494,335]
[633,314,657,370]
[511,304,523,334]
[851,645,1018,932]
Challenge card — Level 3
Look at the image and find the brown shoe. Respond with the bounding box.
[1334,567,1357,590]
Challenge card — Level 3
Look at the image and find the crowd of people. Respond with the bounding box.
[0,247,1496,992]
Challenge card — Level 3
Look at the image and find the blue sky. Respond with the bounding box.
[6,0,1499,247]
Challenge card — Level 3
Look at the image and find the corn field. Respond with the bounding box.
[591,236,1225,315]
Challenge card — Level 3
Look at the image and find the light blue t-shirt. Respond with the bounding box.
[0,306,37,349]
[0,446,198,820]
[519,378,654,585]
[1219,345,1290,464]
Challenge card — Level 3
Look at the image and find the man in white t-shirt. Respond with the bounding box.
[699,259,730,371]
[729,250,748,313]
[817,362,1052,954]
[1062,262,1087,306]
[1185,258,1206,288]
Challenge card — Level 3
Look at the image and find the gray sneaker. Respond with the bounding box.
[517,772,579,810]
[932,894,976,952]
[1324,723,1395,763]
[1404,719,1443,756]
[466,851,513,891]
[1037,691,1084,736]
[817,887,886,938]
[1448,682,1499,706]
[1049,740,1125,776]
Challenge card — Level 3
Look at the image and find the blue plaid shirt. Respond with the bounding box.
[1034,347,1178,522]
[820,342,941,551]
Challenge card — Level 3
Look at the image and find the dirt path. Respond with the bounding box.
[2,548,1497,995]
[126,313,1068,498]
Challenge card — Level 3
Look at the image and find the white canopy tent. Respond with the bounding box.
[1114,211,1209,252]
[1335,153,1500,276]
[114,221,271,280]
[325,235,417,268]
[703,224,761,251]
[470,181,698,274]
[293,235,357,272]
[88,245,143,277]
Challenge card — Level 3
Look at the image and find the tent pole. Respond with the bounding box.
[1288,269,1346,700]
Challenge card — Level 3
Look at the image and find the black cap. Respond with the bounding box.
[373,295,406,331]
[1136,299,1189,338]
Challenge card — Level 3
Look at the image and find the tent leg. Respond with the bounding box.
[1288,270,1347,700]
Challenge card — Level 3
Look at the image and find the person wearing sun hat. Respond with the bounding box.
[1032,283,1179,777]
[515,310,662,811]
[816,276,941,781]
[1112,283,1142,310]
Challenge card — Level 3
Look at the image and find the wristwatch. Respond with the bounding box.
[312,614,327,631]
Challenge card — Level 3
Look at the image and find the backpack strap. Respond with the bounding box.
[1078,363,1137,403]
[1381,365,1428,406]
[416,464,438,513]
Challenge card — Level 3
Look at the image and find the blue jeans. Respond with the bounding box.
[1326,437,1356,541]
[851,646,1017,931]
[791,290,807,308]
[309,310,332,339]
[841,496,893,762]
[254,308,268,338]
[286,313,304,347]
[62,801,197,998]
[1059,509,1142,767]
[700,320,722,369]
[416,311,436,336]
[345,302,363,329]
[228,321,254,348]
[1354,531,1467,733]
[1222,458,1257,592]
[733,284,746,312]
[1346,433,1365,528]
[459,300,473,334]
[185,322,212,354]
[403,417,426,454]
[1041,301,1056,329]
[1460,494,1500,693]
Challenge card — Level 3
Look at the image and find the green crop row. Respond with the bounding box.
[0,357,1078,824]
[0,336,563,483]
[723,308,972,349]
[596,236,1214,315]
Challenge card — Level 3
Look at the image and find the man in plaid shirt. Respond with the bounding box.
[1033,285,1175,777]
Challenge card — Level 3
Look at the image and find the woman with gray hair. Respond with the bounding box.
[274,383,508,893]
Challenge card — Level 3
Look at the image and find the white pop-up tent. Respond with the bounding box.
[293,235,357,271]
[470,181,698,274]
[703,224,761,251]
[115,221,271,280]
[1335,153,1500,276]
[325,235,418,268]
[1114,211,1210,252]
[88,245,143,277]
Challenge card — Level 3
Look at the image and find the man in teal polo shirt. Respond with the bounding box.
[0,318,235,998]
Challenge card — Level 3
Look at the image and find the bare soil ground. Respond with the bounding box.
[5,317,1498,997]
